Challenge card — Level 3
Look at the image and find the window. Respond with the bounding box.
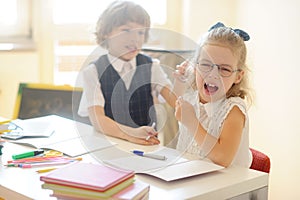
[52,0,167,86]
[53,0,166,25]
[0,0,32,50]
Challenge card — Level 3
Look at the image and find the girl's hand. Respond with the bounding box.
[173,60,192,82]
[172,60,194,98]
[175,96,196,125]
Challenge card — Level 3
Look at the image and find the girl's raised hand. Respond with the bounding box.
[175,96,196,125]
[173,60,193,82]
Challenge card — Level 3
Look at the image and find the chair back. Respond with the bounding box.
[250,148,271,173]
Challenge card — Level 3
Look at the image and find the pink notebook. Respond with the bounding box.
[112,180,150,200]
[40,162,134,192]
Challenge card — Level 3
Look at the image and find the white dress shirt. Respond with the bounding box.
[78,54,172,117]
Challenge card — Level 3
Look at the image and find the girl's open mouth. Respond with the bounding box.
[204,83,219,95]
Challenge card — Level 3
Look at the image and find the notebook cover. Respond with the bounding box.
[42,177,134,198]
[51,192,99,200]
[49,180,149,200]
[112,180,150,200]
[40,162,135,192]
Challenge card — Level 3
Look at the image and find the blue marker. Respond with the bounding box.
[0,145,3,155]
[132,150,166,160]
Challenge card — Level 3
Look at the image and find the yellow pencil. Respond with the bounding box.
[0,120,12,134]
[35,158,82,173]
[36,167,57,173]
[0,130,12,134]
[0,120,12,125]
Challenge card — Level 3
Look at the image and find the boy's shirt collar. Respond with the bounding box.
[107,54,136,73]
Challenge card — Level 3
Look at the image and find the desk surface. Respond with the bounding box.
[0,116,269,200]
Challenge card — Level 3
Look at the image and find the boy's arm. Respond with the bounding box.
[88,105,160,145]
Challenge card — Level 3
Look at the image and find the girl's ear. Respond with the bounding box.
[234,70,244,84]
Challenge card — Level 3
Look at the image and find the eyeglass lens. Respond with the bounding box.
[197,63,236,77]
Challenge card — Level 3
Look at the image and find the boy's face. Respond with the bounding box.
[106,22,147,61]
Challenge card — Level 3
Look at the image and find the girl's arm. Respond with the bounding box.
[88,105,160,145]
[205,106,244,167]
[175,99,244,167]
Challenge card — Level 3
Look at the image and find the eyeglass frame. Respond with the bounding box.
[196,62,241,77]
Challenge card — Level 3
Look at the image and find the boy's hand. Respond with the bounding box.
[126,135,160,145]
[123,126,160,145]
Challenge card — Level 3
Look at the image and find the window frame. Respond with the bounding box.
[0,0,33,50]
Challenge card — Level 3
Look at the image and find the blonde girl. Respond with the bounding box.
[175,22,253,167]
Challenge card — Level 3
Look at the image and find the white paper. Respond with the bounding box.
[143,159,224,181]
[100,147,223,181]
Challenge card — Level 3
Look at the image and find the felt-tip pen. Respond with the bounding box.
[132,150,166,160]
[146,122,156,141]
[12,150,44,160]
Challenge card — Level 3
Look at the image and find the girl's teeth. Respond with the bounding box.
[205,83,218,93]
[207,83,216,87]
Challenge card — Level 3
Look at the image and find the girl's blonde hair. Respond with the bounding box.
[95,0,151,48]
[193,26,253,106]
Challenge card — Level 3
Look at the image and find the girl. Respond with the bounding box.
[175,22,253,167]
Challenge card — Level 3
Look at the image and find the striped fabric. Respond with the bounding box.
[94,54,156,127]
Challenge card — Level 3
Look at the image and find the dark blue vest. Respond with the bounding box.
[95,54,156,128]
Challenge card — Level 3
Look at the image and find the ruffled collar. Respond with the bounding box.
[198,97,225,118]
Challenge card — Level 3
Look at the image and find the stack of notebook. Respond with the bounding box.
[40,162,150,200]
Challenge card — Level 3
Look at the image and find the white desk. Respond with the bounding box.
[0,116,269,200]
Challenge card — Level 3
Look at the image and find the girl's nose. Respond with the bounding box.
[208,66,220,79]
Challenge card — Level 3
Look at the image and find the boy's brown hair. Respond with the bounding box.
[95,0,151,48]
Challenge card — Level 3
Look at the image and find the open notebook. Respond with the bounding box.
[2,115,116,157]
[93,146,224,182]
[1,118,55,140]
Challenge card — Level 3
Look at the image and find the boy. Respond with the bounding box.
[78,1,180,145]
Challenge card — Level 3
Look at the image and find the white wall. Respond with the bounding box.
[0,52,39,118]
[0,1,54,118]
[182,0,238,41]
[237,0,300,199]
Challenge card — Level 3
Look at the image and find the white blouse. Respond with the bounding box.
[176,91,252,167]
